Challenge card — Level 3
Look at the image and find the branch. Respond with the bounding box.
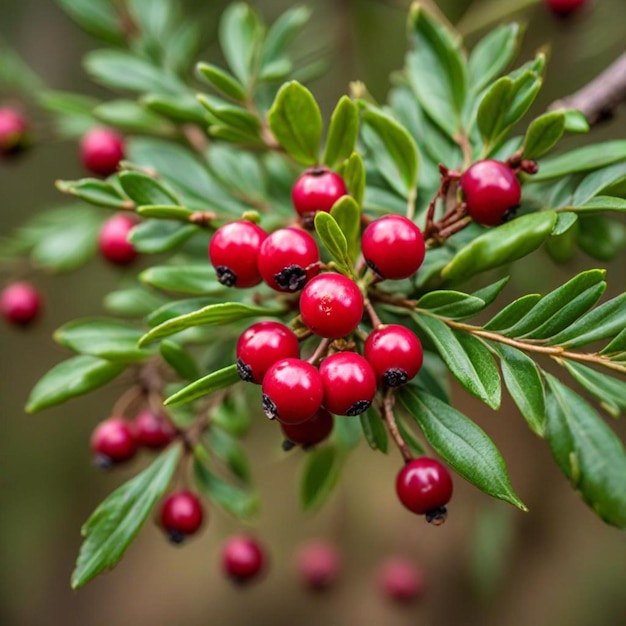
[549,51,626,126]
[381,391,413,463]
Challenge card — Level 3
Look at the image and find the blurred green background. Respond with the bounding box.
[1,1,625,624]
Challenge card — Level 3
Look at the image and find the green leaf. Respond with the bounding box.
[533,140,626,181]
[471,277,510,306]
[194,459,259,519]
[398,387,526,511]
[342,151,366,207]
[417,290,487,320]
[103,287,168,319]
[484,294,542,331]
[407,4,467,138]
[206,144,265,197]
[147,297,216,327]
[544,375,626,529]
[571,162,626,206]
[523,111,566,160]
[268,81,323,165]
[562,361,626,417]
[362,108,418,197]
[577,215,626,261]
[56,179,131,210]
[140,302,285,346]
[262,5,311,65]
[563,109,590,133]
[574,196,626,213]
[360,407,388,453]
[119,172,179,206]
[196,63,247,102]
[160,340,200,381]
[54,318,154,362]
[313,212,353,276]
[332,416,362,451]
[129,220,197,254]
[198,95,261,136]
[413,315,501,409]
[492,344,546,437]
[300,445,341,511]
[330,195,360,261]
[136,205,193,221]
[56,0,124,45]
[26,356,125,413]
[323,96,359,169]
[140,265,224,295]
[211,394,251,437]
[71,445,181,589]
[142,93,207,125]
[164,365,240,406]
[93,100,172,135]
[207,427,251,483]
[602,328,626,355]
[442,211,557,283]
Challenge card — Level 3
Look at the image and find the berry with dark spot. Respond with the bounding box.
[90,417,137,469]
[159,490,204,544]
[222,535,266,584]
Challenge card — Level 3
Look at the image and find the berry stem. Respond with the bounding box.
[110,384,144,417]
[363,297,383,329]
[307,338,333,365]
[381,390,413,464]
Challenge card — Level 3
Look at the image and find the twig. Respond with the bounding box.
[381,391,413,463]
[307,338,333,365]
[363,297,383,328]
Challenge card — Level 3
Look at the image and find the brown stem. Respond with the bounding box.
[363,297,383,328]
[381,391,412,464]
[111,385,144,417]
[307,338,333,365]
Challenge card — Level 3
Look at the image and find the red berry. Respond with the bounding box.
[0,282,41,326]
[236,321,300,384]
[319,352,376,416]
[459,160,521,226]
[280,407,334,450]
[80,127,125,177]
[378,557,424,604]
[90,417,137,468]
[545,0,586,16]
[364,324,423,387]
[222,535,266,584]
[99,214,138,265]
[133,410,177,449]
[209,220,267,288]
[291,167,348,227]
[159,490,204,544]
[361,215,425,280]
[0,107,29,157]
[262,358,324,425]
[295,540,341,592]
[396,457,453,524]
[299,273,363,339]
[257,227,320,292]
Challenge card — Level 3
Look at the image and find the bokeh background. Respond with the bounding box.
[1,1,625,624]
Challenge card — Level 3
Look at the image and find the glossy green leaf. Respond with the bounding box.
[147,297,217,327]
[196,63,247,102]
[136,205,193,221]
[413,315,501,409]
[142,93,208,125]
[602,328,626,355]
[54,318,154,362]
[330,195,360,261]
[26,356,125,413]
[93,100,172,134]
[483,294,542,331]
[332,415,362,451]
[56,179,131,210]
[194,459,259,519]
[323,96,359,168]
[300,445,341,511]
[442,211,557,283]
[544,374,626,529]
[206,144,265,197]
[360,408,388,453]
[57,0,124,45]
[342,151,366,207]
[103,287,168,319]
[268,81,322,165]
[314,212,353,276]
[72,445,181,589]
[399,387,526,510]
[574,196,626,213]
[198,95,261,136]
[471,277,510,306]
[140,265,224,295]
[551,211,578,236]
[119,172,179,206]
[262,5,311,65]
[523,111,566,160]
[492,344,545,437]
[563,109,590,133]
[571,162,626,206]
[207,427,250,483]
[129,220,197,254]
[417,290,487,320]
[160,340,200,381]
[164,364,240,406]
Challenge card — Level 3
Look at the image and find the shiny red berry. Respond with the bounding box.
[364,324,423,387]
[545,0,586,16]
[396,457,453,524]
[262,358,324,425]
[0,107,29,157]
[459,160,521,226]
[80,127,125,177]
[90,417,137,468]
[295,540,341,592]
[378,557,424,604]
[319,352,376,416]
[0,282,42,326]
[99,214,138,265]
[257,227,320,292]
[159,490,204,544]
[236,321,300,384]
[209,220,267,288]
[222,535,266,584]
[361,215,425,280]
[291,167,348,227]
[299,273,363,339]
[133,410,177,449]
[280,407,334,450]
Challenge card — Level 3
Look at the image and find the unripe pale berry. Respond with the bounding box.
[257,227,320,292]
[361,215,425,280]
[295,540,341,591]
[159,490,204,544]
[262,358,324,424]
[545,0,586,17]
[299,273,363,339]
[80,127,125,177]
[209,220,267,288]
[459,160,521,226]
[319,351,377,416]
[236,321,300,384]
[0,282,42,326]
[396,457,453,525]
[90,417,137,468]
[291,167,348,227]
[222,535,266,584]
[133,410,177,449]
[377,557,424,604]
[364,324,423,387]
[99,214,138,266]
[0,107,29,157]
[280,407,334,450]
